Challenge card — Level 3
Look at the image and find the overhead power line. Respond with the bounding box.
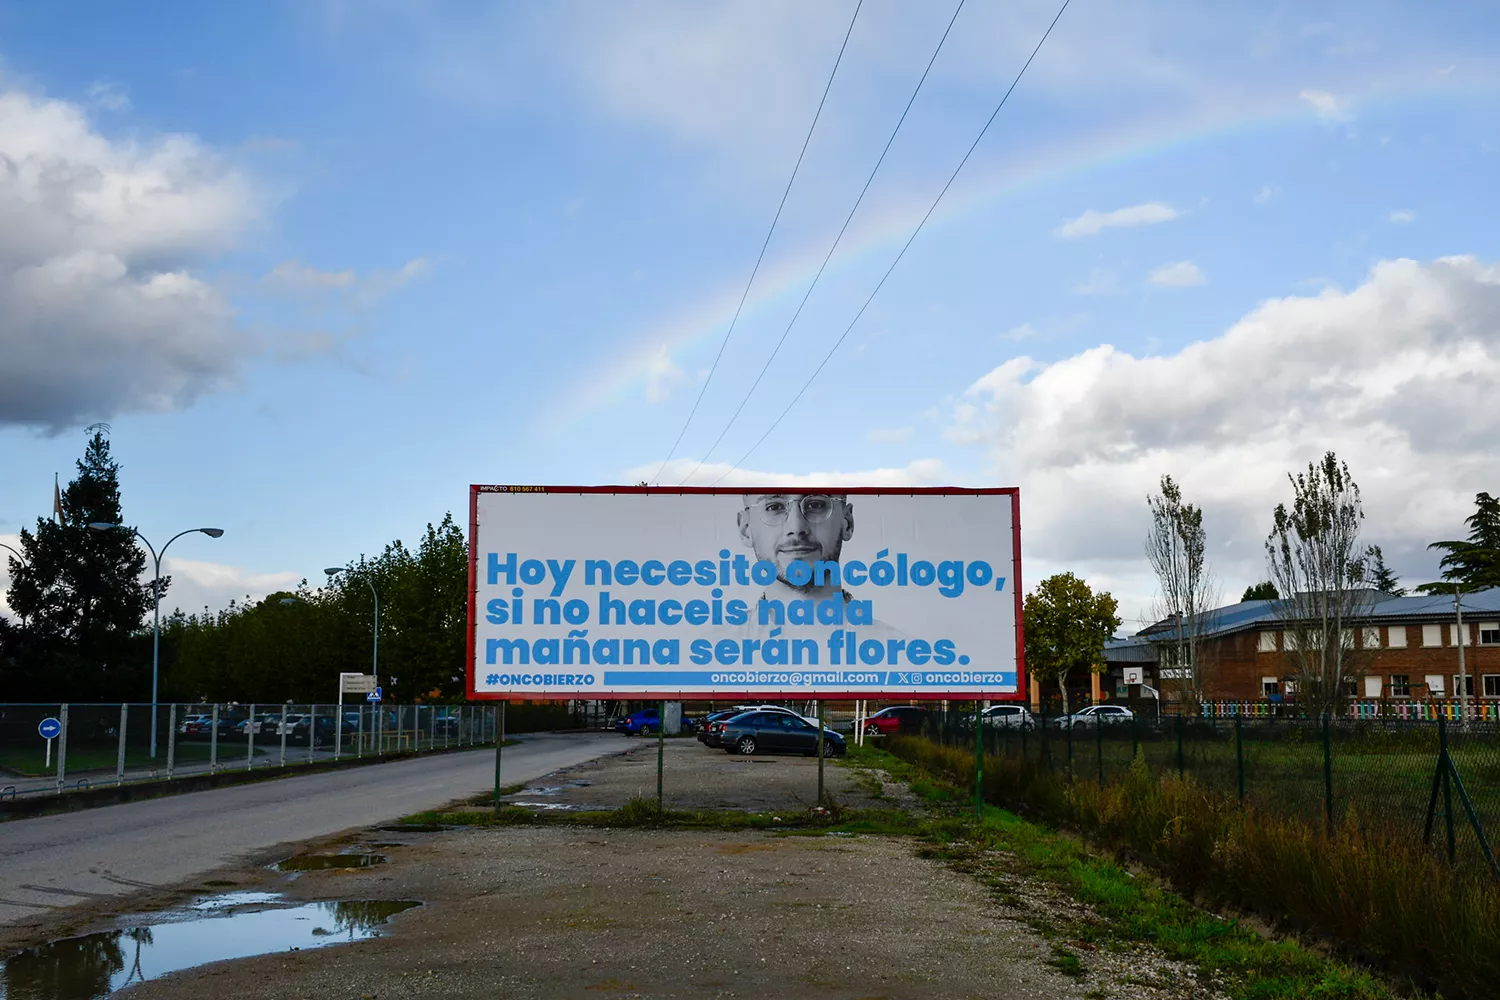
[710,0,1073,486]
[677,0,968,486]
[648,0,864,486]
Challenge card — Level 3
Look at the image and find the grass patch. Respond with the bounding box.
[0,742,262,777]
[879,736,1481,1000]
[1046,946,1085,978]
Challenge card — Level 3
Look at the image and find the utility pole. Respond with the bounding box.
[1455,588,1470,731]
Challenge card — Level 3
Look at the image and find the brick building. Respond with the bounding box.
[1103,588,1500,711]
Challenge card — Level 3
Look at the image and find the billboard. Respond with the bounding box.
[467,486,1023,701]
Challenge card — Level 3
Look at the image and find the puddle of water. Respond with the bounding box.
[189,892,281,911]
[0,898,420,999]
[271,854,385,873]
[505,801,581,811]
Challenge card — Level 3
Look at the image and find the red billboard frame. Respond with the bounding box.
[466,485,1024,703]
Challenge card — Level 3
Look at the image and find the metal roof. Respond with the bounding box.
[1127,587,1500,643]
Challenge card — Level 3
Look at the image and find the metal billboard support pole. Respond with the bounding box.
[116,703,128,787]
[210,704,219,774]
[56,703,69,791]
[657,699,666,811]
[493,703,506,810]
[247,702,256,771]
[167,704,177,780]
[974,700,983,818]
[280,702,289,767]
[816,701,825,806]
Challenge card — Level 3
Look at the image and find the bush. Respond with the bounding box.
[887,735,1500,1000]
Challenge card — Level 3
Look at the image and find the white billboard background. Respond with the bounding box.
[470,489,1019,698]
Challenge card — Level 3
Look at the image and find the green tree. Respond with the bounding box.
[1241,581,1279,601]
[3,429,154,700]
[1145,474,1219,711]
[1417,492,1500,594]
[1264,452,1375,715]
[1023,572,1120,717]
[1366,545,1405,596]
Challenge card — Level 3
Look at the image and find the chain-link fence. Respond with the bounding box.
[917,705,1500,879]
[0,702,570,800]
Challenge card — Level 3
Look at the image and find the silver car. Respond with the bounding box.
[1052,705,1135,729]
[983,704,1036,730]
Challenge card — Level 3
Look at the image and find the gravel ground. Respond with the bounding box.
[3,745,1232,999]
[498,737,877,813]
[122,825,1090,1000]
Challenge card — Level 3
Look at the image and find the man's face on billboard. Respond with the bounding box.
[738,493,853,584]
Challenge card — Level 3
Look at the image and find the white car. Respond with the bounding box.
[1052,705,1135,729]
[982,705,1036,730]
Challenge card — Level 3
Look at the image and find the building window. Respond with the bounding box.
[1363,675,1382,698]
[1454,675,1476,697]
[1362,627,1380,649]
[1479,623,1500,645]
[1390,674,1411,698]
[1422,625,1443,647]
[1387,625,1407,648]
[1484,675,1500,698]
[1258,630,1278,652]
[1261,677,1279,699]
[1450,624,1471,646]
[1426,674,1446,695]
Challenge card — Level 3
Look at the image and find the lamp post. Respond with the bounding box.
[1,542,26,625]
[325,566,378,689]
[89,522,224,758]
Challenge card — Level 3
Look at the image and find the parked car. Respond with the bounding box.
[985,705,1035,729]
[277,714,338,745]
[235,712,282,737]
[177,714,214,737]
[860,706,928,736]
[613,708,662,736]
[697,710,745,747]
[720,711,847,757]
[1052,705,1135,729]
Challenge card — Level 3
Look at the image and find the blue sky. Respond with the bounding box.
[2,0,1498,628]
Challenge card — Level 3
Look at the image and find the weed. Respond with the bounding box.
[1047,946,1085,978]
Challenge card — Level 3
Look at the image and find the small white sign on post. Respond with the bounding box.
[340,673,378,694]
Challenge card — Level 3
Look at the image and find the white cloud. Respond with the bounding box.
[1147,260,1206,287]
[1001,322,1041,342]
[1299,88,1349,120]
[631,458,947,489]
[1072,267,1125,297]
[644,345,686,404]
[1389,209,1416,224]
[1055,202,1180,238]
[943,256,1500,616]
[1253,185,1279,205]
[159,556,303,617]
[85,82,131,112]
[263,257,428,303]
[0,86,260,430]
[867,426,913,444]
[266,261,356,289]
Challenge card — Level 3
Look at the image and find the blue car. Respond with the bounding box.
[614,708,661,736]
[612,708,697,736]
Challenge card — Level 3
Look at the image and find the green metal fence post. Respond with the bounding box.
[1440,714,1456,862]
[657,699,666,811]
[818,701,827,807]
[1095,711,1103,784]
[1322,711,1334,832]
[1175,712,1185,779]
[1066,712,1074,780]
[1235,714,1245,802]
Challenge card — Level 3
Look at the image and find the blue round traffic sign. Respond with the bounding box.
[39,717,62,740]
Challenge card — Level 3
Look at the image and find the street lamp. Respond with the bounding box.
[89,522,224,758]
[325,566,378,689]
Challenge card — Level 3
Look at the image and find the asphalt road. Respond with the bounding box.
[0,732,625,929]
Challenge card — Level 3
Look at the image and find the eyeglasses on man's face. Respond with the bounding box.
[751,495,844,526]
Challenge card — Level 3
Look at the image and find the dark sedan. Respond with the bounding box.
[720,711,846,757]
[697,710,745,748]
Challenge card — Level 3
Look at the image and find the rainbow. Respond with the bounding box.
[547,72,1488,445]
